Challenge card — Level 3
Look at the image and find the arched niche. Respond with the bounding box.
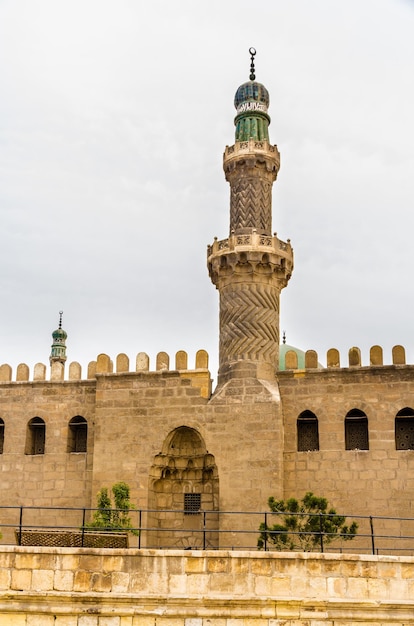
[148,426,219,549]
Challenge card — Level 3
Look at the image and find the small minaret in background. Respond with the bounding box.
[49,311,67,366]
[208,49,294,384]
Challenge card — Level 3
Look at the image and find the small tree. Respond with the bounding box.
[258,492,358,551]
[86,482,138,536]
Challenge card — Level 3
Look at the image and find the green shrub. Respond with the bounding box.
[85,482,138,536]
[258,492,357,551]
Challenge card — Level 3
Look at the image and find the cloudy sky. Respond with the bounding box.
[1,0,413,380]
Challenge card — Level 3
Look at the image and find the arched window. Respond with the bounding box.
[25,417,45,455]
[68,416,87,453]
[0,419,4,454]
[345,409,369,450]
[395,408,414,450]
[297,411,319,451]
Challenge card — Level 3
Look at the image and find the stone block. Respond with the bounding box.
[11,568,31,590]
[270,575,291,595]
[327,576,347,597]
[78,617,98,626]
[129,572,149,593]
[207,557,228,573]
[54,569,74,591]
[74,570,92,592]
[53,617,78,626]
[367,576,388,599]
[346,576,368,598]
[186,557,205,573]
[111,571,130,593]
[91,572,112,592]
[0,568,10,590]
[307,575,327,596]
[0,615,26,626]
[254,574,272,595]
[27,616,55,626]
[31,568,54,591]
[251,558,272,575]
[98,618,121,626]
[187,573,209,594]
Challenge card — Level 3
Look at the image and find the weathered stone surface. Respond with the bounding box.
[0,549,413,623]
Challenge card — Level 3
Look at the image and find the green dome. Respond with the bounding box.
[234,81,270,112]
[50,311,67,365]
[279,344,306,371]
[52,327,67,341]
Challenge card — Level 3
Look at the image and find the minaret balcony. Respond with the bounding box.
[207,232,293,289]
[224,139,280,172]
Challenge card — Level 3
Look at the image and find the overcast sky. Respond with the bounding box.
[1,0,414,380]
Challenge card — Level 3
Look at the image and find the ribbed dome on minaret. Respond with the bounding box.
[50,311,67,366]
[233,50,271,142]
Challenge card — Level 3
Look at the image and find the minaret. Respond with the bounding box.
[49,311,68,366]
[208,49,293,384]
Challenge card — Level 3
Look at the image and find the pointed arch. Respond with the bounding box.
[297,410,319,452]
[395,407,414,450]
[148,426,219,548]
[25,417,45,455]
[345,408,369,450]
[68,416,88,453]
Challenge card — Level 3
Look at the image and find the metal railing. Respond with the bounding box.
[1,506,414,555]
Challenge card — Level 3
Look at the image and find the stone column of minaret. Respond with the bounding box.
[49,310,68,366]
[208,49,293,385]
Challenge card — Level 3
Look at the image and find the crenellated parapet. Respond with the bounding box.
[0,350,211,397]
[280,344,410,371]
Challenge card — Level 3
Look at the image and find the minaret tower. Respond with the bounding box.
[49,311,68,366]
[208,49,293,384]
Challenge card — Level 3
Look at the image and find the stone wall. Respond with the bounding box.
[0,547,413,624]
[0,380,96,545]
[1,351,414,550]
[279,366,414,521]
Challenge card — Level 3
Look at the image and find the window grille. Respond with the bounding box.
[26,417,45,455]
[345,409,369,450]
[297,411,319,451]
[184,493,201,515]
[396,415,414,450]
[68,416,87,453]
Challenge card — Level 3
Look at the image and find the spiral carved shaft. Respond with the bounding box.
[219,282,279,371]
[207,234,293,382]
[224,142,280,236]
[229,176,273,234]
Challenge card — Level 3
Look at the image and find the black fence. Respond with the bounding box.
[1,506,414,555]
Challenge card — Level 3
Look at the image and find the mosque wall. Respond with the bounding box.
[1,350,414,550]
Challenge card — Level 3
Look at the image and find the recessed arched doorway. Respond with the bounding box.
[147,426,219,548]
